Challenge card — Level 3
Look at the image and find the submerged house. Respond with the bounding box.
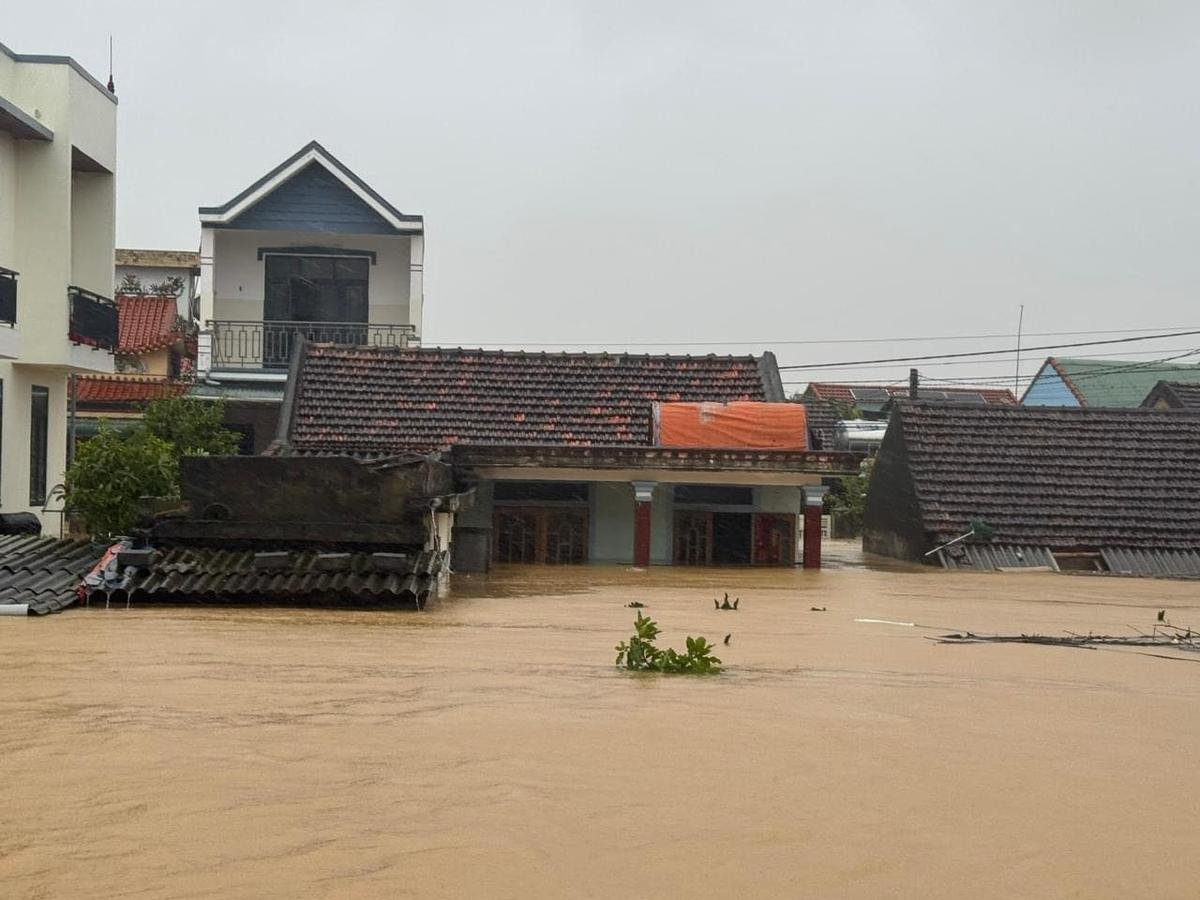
[1022,357,1200,407]
[863,402,1200,576]
[272,343,861,570]
[194,140,424,452]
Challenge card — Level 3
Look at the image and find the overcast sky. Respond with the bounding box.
[8,1,1200,390]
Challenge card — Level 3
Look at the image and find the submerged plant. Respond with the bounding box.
[615,612,722,674]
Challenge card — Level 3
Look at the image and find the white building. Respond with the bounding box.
[115,248,200,320]
[0,40,118,533]
[193,141,424,452]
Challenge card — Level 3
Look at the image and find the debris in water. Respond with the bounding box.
[810,606,827,612]
[723,633,731,645]
[856,618,916,627]
[935,619,1200,654]
[626,601,646,608]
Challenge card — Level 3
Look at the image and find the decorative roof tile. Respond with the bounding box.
[76,375,190,405]
[286,345,779,455]
[115,294,182,354]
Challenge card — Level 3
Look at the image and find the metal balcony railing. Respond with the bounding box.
[209,320,417,370]
[0,267,16,325]
[68,286,118,350]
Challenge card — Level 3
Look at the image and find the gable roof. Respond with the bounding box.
[875,402,1200,551]
[797,399,840,450]
[1142,380,1200,410]
[281,344,783,456]
[804,382,1016,411]
[1028,357,1200,408]
[115,295,182,354]
[198,140,422,233]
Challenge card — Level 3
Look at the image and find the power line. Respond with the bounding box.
[775,329,1200,371]
[431,325,1200,349]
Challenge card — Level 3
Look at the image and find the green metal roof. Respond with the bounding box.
[1054,357,1200,408]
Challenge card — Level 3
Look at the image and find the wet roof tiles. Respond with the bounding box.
[0,535,104,614]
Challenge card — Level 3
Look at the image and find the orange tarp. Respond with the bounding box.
[654,401,808,450]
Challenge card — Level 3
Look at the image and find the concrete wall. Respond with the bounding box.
[0,362,69,533]
[0,132,14,271]
[206,228,416,329]
[70,170,116,296]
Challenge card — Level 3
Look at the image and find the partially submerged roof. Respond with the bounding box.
[95,547,447,609]
[0,535,103,615]
[1141,380,1200,410]
[115,248,200,270]
[866,402,1200,554]
[115,295,183,354]
[280,344,785,456]
[1024,357,1200,408]
[804,382,1016,412]
[199,140,422,234]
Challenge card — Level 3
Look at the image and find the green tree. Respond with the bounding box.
[66,397,240,538]
[825,457,875,537]
[143,396,240,459]
[65,426,179,539]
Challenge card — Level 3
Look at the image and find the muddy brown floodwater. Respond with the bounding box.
[2,542,1200,899]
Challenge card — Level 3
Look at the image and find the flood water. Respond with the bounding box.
[3,542,1199,898]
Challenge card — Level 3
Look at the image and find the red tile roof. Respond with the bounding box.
[285,345,781,455]
[75,375,190,405]
[115,294,182,354]
[804,382,1017,406]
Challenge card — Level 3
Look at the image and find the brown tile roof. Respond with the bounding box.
[116,294,182,354]
[285,345,780,455]
[870,402,1200,551]
[797,399,840,450]
[115,248,200,269]
[805,382,1017,406]
[1141,380,1200,410]
[76,375,190,405]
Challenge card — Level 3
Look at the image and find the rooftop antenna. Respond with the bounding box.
[106,36,115,94]
[1013,304,1025,399]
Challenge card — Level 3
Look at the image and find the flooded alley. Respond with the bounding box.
[3,549,1199,899]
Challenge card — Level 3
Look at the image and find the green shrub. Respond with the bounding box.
[65,426,179,539]
[615,612,722,674]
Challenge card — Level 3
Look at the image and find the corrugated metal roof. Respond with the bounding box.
[97,546,448,608]
[1100,547,1200,578]
[0,535,105,614]
[1049,357,1200,408]
[937,544,1058,572]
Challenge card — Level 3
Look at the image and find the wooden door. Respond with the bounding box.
[752,513,796,566]
[673,511,713,565]
[493,508,588,564]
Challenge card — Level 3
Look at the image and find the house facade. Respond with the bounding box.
[271,343,860,570]
[0,41,118,532]
[193,141,423,452]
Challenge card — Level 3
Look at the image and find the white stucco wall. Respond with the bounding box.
[71,170,116,296]
[0,362,69,533]
[0,132,14,271]
[208,228,416,329]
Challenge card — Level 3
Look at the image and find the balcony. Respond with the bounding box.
[207,320,417,371]
[68,285,118,351]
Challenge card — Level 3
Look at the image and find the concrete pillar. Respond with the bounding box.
[802,485,829,570]
[631,481,656,567]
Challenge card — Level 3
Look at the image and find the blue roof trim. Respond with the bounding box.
[0,40,117,105]
[198,140,423,231]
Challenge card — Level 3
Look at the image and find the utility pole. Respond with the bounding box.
[909,367,919,400]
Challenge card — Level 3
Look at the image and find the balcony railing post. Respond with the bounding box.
[205,320,416,370]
